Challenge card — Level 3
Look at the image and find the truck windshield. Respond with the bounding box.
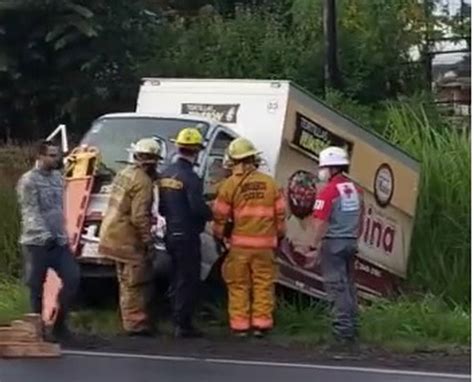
[81,117,209,173]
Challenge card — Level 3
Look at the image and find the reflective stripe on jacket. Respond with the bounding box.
[212,164,286,249]
[99,165,153,263]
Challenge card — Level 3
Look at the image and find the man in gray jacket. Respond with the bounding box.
[17,140,80,341]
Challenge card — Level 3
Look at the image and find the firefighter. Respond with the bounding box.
[99,138,162,336]
[212,137,286,338]
[17,140,80,342]
[312,146,363,345]
[159,127,212,338]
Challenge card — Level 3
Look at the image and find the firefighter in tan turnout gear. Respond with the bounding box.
[99,138,162,336]
[212,137,286,338]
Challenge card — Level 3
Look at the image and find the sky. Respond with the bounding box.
[431,0,471,65]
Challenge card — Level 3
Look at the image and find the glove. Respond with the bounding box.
[45,237,57,251]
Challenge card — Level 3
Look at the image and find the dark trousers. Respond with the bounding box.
[23,244,80,329]
[320,239,358,341]
[166,234,201,329]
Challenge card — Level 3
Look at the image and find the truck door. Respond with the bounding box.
[199,127,236,279]
[202,127,236,200]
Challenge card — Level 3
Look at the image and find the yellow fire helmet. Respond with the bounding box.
[171,127,204,150]
[226,137,261,160]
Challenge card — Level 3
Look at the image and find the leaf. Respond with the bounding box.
[69,18,98,38]
[0,0,23,11]
[46,24,69,42]
[0,51,10,72]
[65,2,94,19]
[53,31,83,50]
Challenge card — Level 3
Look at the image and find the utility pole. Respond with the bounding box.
[323,0,340,93]
[423,0,434,91]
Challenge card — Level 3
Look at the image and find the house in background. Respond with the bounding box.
[433,55,471,118]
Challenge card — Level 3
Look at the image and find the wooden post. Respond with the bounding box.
[423,0,434,91]
[0,314,60,358]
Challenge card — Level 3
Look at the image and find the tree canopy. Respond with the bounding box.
[0,0,469,141]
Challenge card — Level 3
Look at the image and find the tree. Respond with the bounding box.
[0,0,159,141]
[336,0,428,101]
[0,0,99,140]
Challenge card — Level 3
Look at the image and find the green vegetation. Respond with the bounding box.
[384,103,470,306]
[0,145,31,277]
[1,0,470,140]
[0,278,29,325]
[0,280,469,352]
[0,188,21,277]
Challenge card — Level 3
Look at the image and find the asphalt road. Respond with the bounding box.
[0,351,470,382]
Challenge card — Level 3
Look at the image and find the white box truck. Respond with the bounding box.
[135,78,420,299]
[65,78,420,300]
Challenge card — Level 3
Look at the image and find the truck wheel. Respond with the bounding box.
[77,277,118,308]
[202,256,226,303]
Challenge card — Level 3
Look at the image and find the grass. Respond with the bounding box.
[384,103,471,306]
[272,296,470,352]
[0,279,469,352]
[0,278,29,325]
[0,144,33,278]
[0,188,22,278]
[358,295,470,352]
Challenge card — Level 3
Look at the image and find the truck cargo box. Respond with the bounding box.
[137,78,420,299]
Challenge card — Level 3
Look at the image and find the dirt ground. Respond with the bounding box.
[65,331,471,375]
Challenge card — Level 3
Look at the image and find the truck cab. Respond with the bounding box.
[70,112,238,280]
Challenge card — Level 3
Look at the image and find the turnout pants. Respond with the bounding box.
[222,248,276,331]
[116,260,153,333]
[166,234,201,329]
[320,239,358,341]
[23,244,80,330]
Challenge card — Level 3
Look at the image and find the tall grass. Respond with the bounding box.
[0,278,29,325]
[273,296,470,350]
[384,103,470,306]
[0,188,21,277]
[0,145,33,277]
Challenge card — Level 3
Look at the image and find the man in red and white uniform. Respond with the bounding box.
[312,146,363,344]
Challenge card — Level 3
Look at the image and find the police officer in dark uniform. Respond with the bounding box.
[159,127,212,338]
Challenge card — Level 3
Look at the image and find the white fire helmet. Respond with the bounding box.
[318,146,349,168]
[134,138,162,156]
